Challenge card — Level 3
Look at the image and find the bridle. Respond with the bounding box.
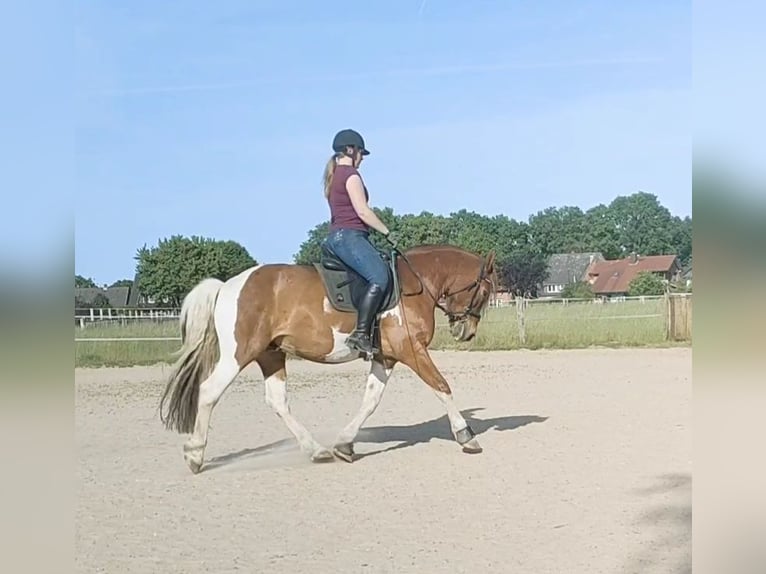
[395,248,493,323]
[438,260,493,321]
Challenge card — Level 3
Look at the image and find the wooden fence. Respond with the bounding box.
[666,293,692,341]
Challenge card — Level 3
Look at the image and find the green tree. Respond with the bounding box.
[560,281,595,299]
[444,209,502,255]
[497,249,549,297]
[583,204,621,259]
[669,215,692,267]
[627,271,666,296]
[75,274,97,288]
[108,279,133,288]
[608,191,675,257]
[294,221,330,265]
[527,206,590,255]
[490,215,530,262]
[135,235,257,306]
[207,239,260,277]
[394,211,451,250]
[367,207,399,252]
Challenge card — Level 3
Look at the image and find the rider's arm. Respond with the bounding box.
[346,174,390,235]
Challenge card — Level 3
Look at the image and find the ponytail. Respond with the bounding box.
[323,153,340,199]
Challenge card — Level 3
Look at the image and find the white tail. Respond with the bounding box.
[160,278,224,434]
[179,278,224,347]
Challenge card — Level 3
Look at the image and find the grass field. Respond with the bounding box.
[75,297,684,368]
[75,320,180,368]
[432,297,668,350]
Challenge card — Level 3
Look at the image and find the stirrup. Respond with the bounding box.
[345,332,378,358]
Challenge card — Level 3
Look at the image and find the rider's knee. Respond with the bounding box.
[372,273,390,293]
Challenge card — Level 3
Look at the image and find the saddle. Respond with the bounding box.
[313,243,402,316]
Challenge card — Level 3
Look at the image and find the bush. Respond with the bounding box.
[628,271,666,296]
[560,281,595,299]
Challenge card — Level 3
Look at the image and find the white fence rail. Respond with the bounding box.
[75,294,691,343]
[75,307,180,329]
[73,337,182,342]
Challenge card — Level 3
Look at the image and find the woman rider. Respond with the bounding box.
[322,128,393,356]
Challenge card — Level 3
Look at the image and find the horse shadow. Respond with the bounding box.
[203,439,300,472]
[203,408,548,471]
[354,407,548,458]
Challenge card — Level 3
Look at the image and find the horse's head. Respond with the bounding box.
[440,250,497,342]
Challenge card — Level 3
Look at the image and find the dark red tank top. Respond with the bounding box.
[328,164,369,231]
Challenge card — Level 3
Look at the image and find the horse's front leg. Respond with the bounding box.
[333,359,394,462]
[402,344,482,454]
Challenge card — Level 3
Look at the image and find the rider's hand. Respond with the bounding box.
[385,231,399,249]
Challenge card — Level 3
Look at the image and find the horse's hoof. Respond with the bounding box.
[333,443,355,463]
[183,447,204,474]
[311,448,335,463]
[461,438,483,454]
[186,458,203,474]
[455,425,482,454]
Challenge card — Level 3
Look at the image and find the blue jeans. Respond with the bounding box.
[324,228,391,292]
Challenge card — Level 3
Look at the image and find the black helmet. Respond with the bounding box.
[332,128,370,156]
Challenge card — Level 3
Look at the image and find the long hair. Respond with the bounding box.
[159,277,223,434]
[323,152,341,199]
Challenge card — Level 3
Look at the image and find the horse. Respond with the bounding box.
[159,243,498,474]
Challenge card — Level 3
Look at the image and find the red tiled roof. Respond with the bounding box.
[586,254,678,294]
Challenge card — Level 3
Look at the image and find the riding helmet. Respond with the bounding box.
[332,128,370,155]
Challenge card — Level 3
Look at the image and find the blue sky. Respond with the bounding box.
[75,0,691,284]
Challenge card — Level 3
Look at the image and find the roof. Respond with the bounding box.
[586,254,679,294]
[543,252,604,285]
[75,286,131,307]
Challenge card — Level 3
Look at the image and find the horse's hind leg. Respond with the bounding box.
[184,355,241,474]
[333,359,394,462]
[257,350,334,463]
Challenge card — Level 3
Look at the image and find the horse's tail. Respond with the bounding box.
[159,278,224,434]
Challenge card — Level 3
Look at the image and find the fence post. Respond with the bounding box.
[664,292,672,340]
[516,296,527,346]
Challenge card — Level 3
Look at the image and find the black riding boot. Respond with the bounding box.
[346,282,386,358]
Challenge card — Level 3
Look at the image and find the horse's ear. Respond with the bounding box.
[485,250,496,272]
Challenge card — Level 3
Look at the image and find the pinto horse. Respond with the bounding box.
[159,243,497,473]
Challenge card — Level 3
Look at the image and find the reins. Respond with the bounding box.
[379,243,492,380]
[388,244,490,323]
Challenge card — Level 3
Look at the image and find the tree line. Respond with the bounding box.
[76,191,691,305]
[75,236,258,308]
[295,191,691,296]
[294,191,691,267]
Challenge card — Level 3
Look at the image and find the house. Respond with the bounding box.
[75,286,132,308]
[585,253,682,297]
[127,271,143,306]
[489,288,515,306]
[539,252,605,298]
[75,271,151,308]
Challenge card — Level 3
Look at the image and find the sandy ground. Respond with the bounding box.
[76,348,691,574]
